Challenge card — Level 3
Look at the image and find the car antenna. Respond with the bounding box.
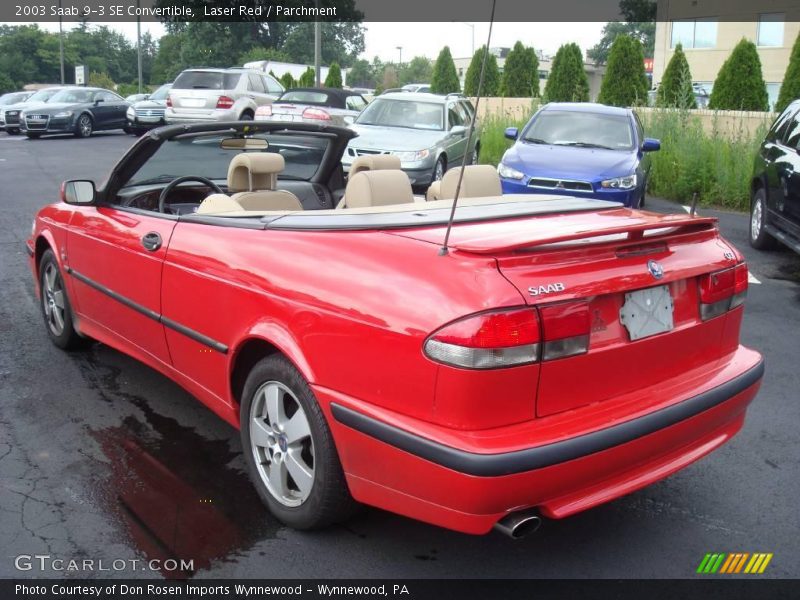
[439,0,497,256]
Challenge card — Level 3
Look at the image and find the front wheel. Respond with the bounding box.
[432,156,446,182]
[240,355,357,529]
[75,114,92,138]
[7,128,19,136]
[749,187,777,250]
[39,250,85,350]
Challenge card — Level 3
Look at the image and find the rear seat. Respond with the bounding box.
[340,170,415,209]
[426,164,502,201]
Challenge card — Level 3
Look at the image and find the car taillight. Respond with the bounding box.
[698,263,748,320]
[424,308,540,369]
[256,105,272,117]
[166,96,172,108]
[216,96,235,109]
[302,107,331,121]
[424,301,591,369]
[539,300,590,361]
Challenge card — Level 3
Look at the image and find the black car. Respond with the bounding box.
[125,83,172,135]
[751,99,800,254]
[20,87,129,139]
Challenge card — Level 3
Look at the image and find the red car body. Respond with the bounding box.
[28,123,763,535]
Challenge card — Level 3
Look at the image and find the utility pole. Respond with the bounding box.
[136,0,142,93]
[457,22,475,55]
[396,46,403,66]
[58,0,64,84]
[314,0,321,87]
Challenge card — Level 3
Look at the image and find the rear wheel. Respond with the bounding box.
[240,111,254,121]
[75,114,92,138]
[39,250,85,350]
[240,355,357,529]
[749,187,777,250]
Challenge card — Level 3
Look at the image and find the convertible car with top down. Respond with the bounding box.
[28,121,763,537]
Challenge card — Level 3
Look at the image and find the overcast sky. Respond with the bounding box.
[27,21,606,62]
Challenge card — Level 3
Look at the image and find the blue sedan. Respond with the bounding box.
[497,103,660,208]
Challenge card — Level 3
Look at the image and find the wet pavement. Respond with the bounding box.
[0,132,798,579]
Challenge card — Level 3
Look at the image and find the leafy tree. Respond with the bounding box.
[346,59,374,88]
[597,35,649,106]
[464,46,500,96]
[776,32,800,113]
[279,22,365,68]
[589,0,656,64]
[399,56,433,86]
[709,39,768,111]
[656,43,696,108]
[279,72,296,89]
[430,46,460,94]
[544,43,589,102]
[88,71,116,91]
[325,62,343,88]
[501,41,539,97]
[298,67,316,88]
[376,65,399,94]
[239,47,290,65]
[0,73,15,94]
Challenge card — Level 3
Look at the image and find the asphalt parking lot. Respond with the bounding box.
[0,131,798,579]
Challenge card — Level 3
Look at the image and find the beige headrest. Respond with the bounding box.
[440,165,502,199]
[350,154,402,176]
[343,170,414,208]
[228,153,285,192]
[426,181,442,202]
[196,194,244,214]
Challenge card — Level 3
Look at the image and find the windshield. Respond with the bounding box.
[0,92,30,105]
[49,89,96,103]
[356,98,443,130]
[149,84,172,101]
[173,71,240,90]
[124,133,330,187]
[523,111,634,150]
[26,89,60,103]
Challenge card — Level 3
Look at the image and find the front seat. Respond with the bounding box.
[227,153,303,211]
[340,170,414,209]
[433,165,503,201]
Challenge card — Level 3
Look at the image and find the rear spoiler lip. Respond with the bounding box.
[453,215,719,254]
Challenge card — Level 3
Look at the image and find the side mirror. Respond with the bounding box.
[61,180,96,205]
[94,98,104,105]
[144,94,150,100]
[504,127,518,141]
[642,138,661,152]
[450,125,467,136]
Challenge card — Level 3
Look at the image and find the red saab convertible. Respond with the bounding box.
[28,121,763,538]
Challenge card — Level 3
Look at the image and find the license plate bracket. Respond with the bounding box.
[619,285,674,341]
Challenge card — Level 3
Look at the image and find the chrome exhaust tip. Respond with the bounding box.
[493,511,542,539]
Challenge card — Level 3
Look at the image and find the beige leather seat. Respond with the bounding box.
[196,194,244,214]
[340,170,414,209]
[349,154,402,177]
[427,165,502,201]
[227,153,303,211]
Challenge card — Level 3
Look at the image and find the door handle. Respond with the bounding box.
[141,232,162,252]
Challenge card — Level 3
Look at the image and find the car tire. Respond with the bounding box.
[749,187,777,250]
[26,133,41,139]
[432,156,446,182]
[38,250,86,350]
[240,111,254,121]
[75,114,93,138]
[7,129,19,136]
[240,354,357,530]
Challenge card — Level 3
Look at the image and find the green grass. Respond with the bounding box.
[478,109,770,211]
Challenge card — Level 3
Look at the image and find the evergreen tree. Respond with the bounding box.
[430,46,460,94]
[501,41,539,97]
[298,67,315,88]
[709,39,768,111]
[279,72,296,90]
[325,62,343,88]
[597,35,649,106]
[463,46,500,96]
[776,32,800,113]
[656,43,696,108]
[544,43,589,102]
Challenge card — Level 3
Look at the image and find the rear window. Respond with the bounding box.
[173,71,241,91]
[280,90,330,105]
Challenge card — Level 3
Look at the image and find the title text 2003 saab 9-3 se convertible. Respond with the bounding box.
[28,121,763,538]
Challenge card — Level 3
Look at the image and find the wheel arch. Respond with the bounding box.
[751,175,766,196]
[34,232,58,279]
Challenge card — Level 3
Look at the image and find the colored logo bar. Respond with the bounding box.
[696,553,773,574]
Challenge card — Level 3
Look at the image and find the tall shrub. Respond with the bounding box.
[280,72,296,89]
[597,35,649,107]
[656,43,696,108]
[776,32,800,113]
[544,43,589,102]
[501,41,539,97]
[298,67,315,88]
[463,46,501,96]
[430,46,460,94]
[709,39,768,111]
[324,62,343,88]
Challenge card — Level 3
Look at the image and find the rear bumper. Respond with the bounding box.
[164,108,239,123]
[321,347,763,534]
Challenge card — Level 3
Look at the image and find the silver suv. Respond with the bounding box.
[165,68,284,124]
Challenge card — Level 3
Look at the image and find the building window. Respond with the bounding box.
[671,18,718,49]
[538,70,548,80]
[758,14,784,47]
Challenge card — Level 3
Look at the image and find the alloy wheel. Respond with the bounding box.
[249,381,315,507]
[751,196,763,242]
[434,159,445,181]
[42,263,66,336]
[79,115,92,137]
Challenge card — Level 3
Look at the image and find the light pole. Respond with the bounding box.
[396,46,403,66]
[457,22,475,55]
[136,0,142,94]
[314,0,321,86]
[58,0,64,84]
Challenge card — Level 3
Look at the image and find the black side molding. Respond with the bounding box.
[331,359,764,477]
[67,267,228,354]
